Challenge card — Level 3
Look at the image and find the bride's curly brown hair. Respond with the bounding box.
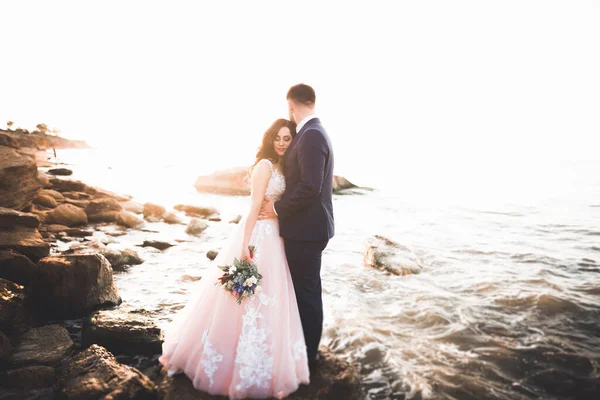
[251,118,296,172]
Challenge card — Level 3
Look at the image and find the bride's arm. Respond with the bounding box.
[242,161,272,259]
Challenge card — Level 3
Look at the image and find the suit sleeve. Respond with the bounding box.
[274,130,327,220]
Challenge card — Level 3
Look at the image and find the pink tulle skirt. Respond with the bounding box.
[159,218,310,399]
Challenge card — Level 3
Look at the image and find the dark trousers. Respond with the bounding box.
[284,238,328,362]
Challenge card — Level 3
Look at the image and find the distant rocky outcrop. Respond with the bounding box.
[194,166,357,196]
[0,129,90,150]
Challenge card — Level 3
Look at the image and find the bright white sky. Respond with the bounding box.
[1,1,599,186]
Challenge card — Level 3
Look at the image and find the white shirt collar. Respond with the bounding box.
[295,114,317,133]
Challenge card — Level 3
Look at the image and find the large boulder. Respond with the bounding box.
[85,198,123,223]
[174,204,219,218]
[46,204,88,227]
[0,249,37,285]
[364,235,423,276]
[115,210,145,229]
[99,248,144,271]
[82,308,162,356]
[0,278,28,335]
[143,203,166,220]
[40,189,64,202]
[0,228,49,263]
[33,193,58,208]
[0,207,40,230]
[185,218,208,236]
[9,325,74,367]
[56,344,156,399]
[194,166,358,196]
[157,346,362,400]
[29,254,121,319]
[0,146,42,210]
[0,365,56,391]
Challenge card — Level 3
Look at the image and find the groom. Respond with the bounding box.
[259,83,335,366]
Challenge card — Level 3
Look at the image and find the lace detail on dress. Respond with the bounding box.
[293,340,308,362]
[235,295,273,392]
[256,159,286,201]
[201,329,223,387]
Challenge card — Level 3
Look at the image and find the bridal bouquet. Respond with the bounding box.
[216,246,263,305]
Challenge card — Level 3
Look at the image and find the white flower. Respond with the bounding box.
[255,285,262,294]
[230,266,237,273]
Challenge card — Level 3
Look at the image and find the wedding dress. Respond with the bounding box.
[159,159,309,399]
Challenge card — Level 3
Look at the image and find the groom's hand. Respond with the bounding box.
[258,196,276,220]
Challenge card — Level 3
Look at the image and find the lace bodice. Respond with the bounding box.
[256,159,285,201]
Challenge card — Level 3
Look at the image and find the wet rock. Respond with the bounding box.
[229,215,242,224]
[140,240,174,251]
[116,210,145,229]
[157,346,361,400]
[206,250,219,261]
[0,330,11,360]
[40,189,64,202]
[364,235,423,276]
[29,254,121,319]
[185,218,208,236]
[0,207,40,230]
[0,228,49,262]
[9,325,74,367]
[164,212,183,224]
[56,344,157,399]
[1,366,56,390]
[82,308,163,356]
[46,204,88,227]
[0,146,42,211]
[143,203,166,220]
[100,248,144,271]
[33,193,57,209]
[47,168,72,176]
[85,198,123,223]
[0,249,37,285]
[174,204,219,218]
[49,178,96,194]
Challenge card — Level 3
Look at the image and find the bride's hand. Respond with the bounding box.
[241,246,252,262]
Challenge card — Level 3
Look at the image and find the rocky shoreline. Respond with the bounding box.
[0,134,363,399]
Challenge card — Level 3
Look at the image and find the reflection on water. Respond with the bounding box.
[50,149,600,399]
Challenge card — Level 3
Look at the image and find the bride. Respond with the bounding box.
[159,118,310,399]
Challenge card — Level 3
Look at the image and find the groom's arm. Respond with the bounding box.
[274,130,327,220]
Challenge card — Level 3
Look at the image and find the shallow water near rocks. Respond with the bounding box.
[47,149,600,399]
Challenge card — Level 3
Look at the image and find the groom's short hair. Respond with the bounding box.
[287,84,316,107]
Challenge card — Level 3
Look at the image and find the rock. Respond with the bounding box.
[229,215,242,224]
[82,309,162,356]
[0,228,49,263]
[180,275,202,282]
[164,212,183,224]
[9,325,74,367]
[208,216,222,222]
[185,218,208,236]
[46,224,69,233]
[100,248,144,271]
[157,346,361,400]
[0,132,18,148]
[33,192,58,208]
[206,250,219,260]
[47,168,72,176]
[332,175,358,193]
[143,203,166,220]
[56,344,157,399]
[63,198,90,209]
[364,235,423,276]
[63,228,93,238]
[0,147,42,210]
[38,170,52,189]
[29,254,121,319]
[85,198,123,223]
[1,366,56,390]
[0,249,37,285]
[194,167,358,196]
[62,191,92,200]
[121,200,144,214]
[46,204,88,227]
[140,240,174,251]
[0,278,28,335]
[0,207,40,230]
[174,204,219,218]
[40,189,64,201]
[115,210,145,229]
[0,330,11,359]
[49,178,96,194]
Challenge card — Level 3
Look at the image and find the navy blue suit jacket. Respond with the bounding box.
[275,118,335,242]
